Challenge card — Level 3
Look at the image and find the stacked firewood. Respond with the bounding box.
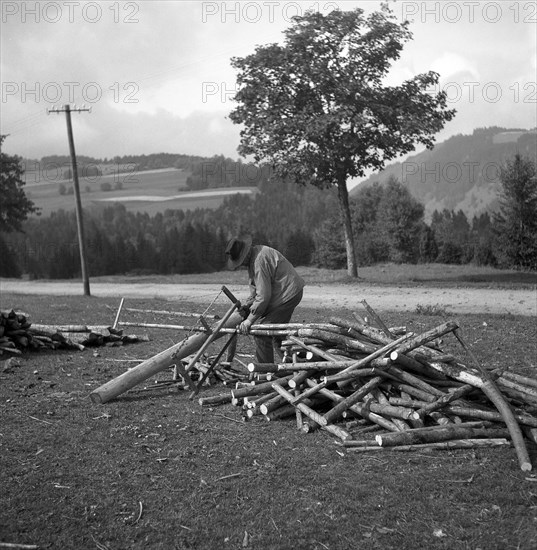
[0,310,148,355]
[197,312,537,471]
[0,310,32,354]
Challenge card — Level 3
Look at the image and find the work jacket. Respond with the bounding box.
[244,245,305,323]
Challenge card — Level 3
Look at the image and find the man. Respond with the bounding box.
[225,234,305,364]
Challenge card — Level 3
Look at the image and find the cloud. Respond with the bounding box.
[431,52,480,82]
[1,0,535,162]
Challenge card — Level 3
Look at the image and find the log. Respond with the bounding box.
[281,338,327,348]
[322,376,383,424]
[287,370,316,390]
[370,388,411,431]
[264,396,327,422]
[332,317,449,381]
[272,384,328,427]
[453,329,533,472]
[90,311,244,403]
[385,364,446,398]
[124,307,220,319]
[297,329,378,354]
[375,422,508,447]
[341,439,379,447]
[287,336,342,362]
[323,334,412,383]
[496,378,537,403]
[291,379,327,405]
[346,439,511,452]
[248,391,277,409]
[231,375,293,400]
[119,321,212,331]
[494,369,537,390]
[265,403,298,421]
[294,388,303,429]
[259,394,288,415]
[301,420,352,441]
[332,316,388,345]
[269,360,362,371]
[394,321,459,355]
[388,349,448,380]
[416,384,475,418]
[247,362,281,373]
[198,393,233,406]
[480,379,533,471]
[375,387,419,422]
[251,323,338,331]
[30,323,97,332]
[523,427,537,444]
[360,299,394,338]
[304,379,401,433]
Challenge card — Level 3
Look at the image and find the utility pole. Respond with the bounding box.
[48,104,91,296]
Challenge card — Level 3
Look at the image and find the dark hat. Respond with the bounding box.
[225,234,252,270]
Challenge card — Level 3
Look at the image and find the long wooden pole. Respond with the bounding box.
[90,311,243,404]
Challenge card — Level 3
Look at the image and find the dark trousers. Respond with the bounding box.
[254,290,303,364]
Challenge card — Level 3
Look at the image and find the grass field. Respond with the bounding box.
[1,264,536,549]
[91,263,537,290]
[23,167,258,216]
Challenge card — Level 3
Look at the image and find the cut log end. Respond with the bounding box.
[89,392,103,404]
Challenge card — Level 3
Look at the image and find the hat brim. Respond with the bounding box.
[226,235,252,270]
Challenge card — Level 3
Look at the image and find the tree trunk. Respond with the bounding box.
[336,177,358,277]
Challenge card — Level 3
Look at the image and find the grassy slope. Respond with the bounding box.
[24,168,257,216]
[1,289,536,550]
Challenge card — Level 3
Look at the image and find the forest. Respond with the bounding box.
[2,155,534,279]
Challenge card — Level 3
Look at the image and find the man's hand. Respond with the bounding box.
[238,305,251,319]
[239,319,252,335]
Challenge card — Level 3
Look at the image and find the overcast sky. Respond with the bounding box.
[1,0,536,172]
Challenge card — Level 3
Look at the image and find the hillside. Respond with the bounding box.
[21,154,264,216]
[350,127,537,219]
[23,167,258,217]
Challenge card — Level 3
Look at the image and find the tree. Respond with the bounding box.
[493,153,537,270]
[0,234,21,277]
[0,135,40,232]
[430,209,470,264]
[418,223,438,263]
[229,5,455,276]
[470,212,496,267]
[284,229,315,266]
[313,215,347,269]
[351,178,425,264]
[375,176,425,263]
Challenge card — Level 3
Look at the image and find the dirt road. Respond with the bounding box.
[1,280,535,316]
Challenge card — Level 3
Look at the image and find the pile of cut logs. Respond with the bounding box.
[196,311,537,472]
[0,309,147,355]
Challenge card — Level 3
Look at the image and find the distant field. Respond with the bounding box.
[24,167,258,216]
[89,263,537,289]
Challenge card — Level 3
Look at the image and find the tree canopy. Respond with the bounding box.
[229,4,456,276]
[493,153,537,270]
[0,135,40,232]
